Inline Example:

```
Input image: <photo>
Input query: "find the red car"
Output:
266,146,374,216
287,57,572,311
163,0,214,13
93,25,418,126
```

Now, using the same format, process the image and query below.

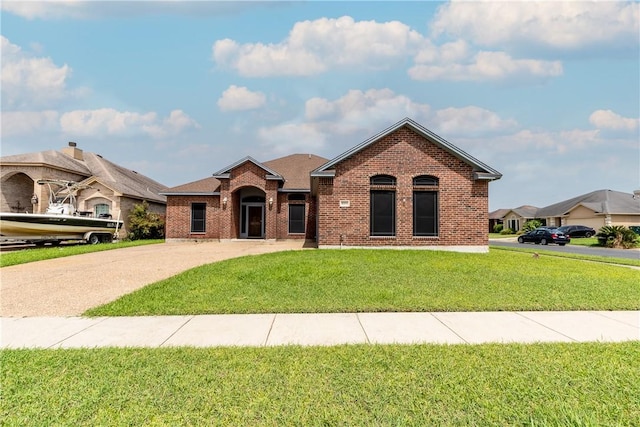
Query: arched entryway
1,172,36,213
237,187,266,239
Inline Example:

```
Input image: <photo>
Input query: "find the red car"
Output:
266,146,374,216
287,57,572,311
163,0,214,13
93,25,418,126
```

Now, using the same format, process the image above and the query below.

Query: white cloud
1,0,87,20
589,110,639,131
305,89,431,133
258,123,327,155
143,110,201,138
213,16,425,77
431,1,639,52
434,106,518,136
217,85,267,112
1,36,73,108
0,110,60,137
59,108,199,138
409,50,563,82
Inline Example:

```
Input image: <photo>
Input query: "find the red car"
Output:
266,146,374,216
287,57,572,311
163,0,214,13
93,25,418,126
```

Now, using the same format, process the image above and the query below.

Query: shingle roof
263,154,328,190
1,150,92,175
489,208,510,220
1,147,167,203
536,189,640,217
312,117,502,180
161,176,221,195
80,153,167,203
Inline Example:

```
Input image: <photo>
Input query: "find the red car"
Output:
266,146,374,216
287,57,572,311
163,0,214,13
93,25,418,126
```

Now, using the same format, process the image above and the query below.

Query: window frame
288,203,306,234
190,202,206,233
413,191,439,237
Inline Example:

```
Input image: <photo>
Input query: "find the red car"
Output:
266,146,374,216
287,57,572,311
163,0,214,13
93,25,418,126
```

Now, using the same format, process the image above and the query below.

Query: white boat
0,179,123,244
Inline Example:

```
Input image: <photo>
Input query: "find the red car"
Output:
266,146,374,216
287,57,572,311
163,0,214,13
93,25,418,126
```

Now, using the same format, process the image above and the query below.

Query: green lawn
0,239,163,268
86,249,640,316
2,343,638,426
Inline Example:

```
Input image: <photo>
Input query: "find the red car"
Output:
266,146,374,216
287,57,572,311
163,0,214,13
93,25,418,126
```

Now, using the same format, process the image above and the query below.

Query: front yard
3,246,639,426
86,249,640,316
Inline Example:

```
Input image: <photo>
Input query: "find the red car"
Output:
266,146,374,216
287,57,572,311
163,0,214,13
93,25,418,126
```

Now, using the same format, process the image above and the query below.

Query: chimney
62,141,84,161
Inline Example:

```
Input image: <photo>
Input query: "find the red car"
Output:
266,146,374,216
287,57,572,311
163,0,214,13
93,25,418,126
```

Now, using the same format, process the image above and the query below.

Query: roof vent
68,141,77,147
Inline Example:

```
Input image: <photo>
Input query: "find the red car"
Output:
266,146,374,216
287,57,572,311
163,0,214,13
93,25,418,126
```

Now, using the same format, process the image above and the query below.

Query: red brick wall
317,127,489,247
165,195,220,240
274,193,317,240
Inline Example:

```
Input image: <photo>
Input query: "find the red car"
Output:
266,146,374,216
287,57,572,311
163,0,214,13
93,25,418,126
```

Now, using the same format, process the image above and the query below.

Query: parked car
517,228,571,246
556,225,595,238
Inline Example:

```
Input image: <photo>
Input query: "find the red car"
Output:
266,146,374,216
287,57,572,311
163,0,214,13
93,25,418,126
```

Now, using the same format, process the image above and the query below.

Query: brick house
163,118,502,252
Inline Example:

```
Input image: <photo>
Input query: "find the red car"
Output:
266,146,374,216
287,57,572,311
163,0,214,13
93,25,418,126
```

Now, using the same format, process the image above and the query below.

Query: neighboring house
0,142,167,236
163,118,502,252
536,189,640,230
499,205,539,232
491,189,640,232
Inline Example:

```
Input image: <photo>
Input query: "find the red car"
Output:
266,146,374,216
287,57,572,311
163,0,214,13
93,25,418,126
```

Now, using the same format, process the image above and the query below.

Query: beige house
490,189,640,232
1,142,167,236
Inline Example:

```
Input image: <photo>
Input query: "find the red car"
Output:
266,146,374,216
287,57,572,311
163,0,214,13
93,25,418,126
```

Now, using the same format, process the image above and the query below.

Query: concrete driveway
0,240,308,317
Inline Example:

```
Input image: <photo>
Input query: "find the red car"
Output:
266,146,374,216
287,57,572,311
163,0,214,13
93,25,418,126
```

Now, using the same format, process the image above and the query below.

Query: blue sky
1,1,638,210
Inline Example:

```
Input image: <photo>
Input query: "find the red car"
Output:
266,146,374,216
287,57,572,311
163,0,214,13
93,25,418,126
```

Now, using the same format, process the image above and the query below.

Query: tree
127,201,164,240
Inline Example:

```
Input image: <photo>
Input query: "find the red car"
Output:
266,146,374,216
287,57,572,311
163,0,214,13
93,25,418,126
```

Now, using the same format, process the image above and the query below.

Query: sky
1,0,639,211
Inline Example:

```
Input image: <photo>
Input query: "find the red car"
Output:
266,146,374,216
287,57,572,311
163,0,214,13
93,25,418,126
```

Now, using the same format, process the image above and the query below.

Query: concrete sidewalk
2,311,638,349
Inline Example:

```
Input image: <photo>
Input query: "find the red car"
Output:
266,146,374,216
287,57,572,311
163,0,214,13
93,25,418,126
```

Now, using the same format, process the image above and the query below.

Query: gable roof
502,205,539,219
311,117,502,181
161,176,221,195
536,189,640,217
80,153,167,203
212,156,284,181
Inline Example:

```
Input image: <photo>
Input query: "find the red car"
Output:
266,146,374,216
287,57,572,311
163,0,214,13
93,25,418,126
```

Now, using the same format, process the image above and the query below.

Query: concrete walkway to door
0,240,310,317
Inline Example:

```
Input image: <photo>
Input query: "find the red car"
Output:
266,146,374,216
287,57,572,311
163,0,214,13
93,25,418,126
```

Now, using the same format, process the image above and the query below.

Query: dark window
289,204,305,234
191,203,206,233
370,175,396,185
413,192,438,236
413,175,438,186
288,194,306,201
370,191,396,236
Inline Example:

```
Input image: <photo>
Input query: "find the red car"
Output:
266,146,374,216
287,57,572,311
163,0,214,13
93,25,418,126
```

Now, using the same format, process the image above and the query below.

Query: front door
247,205,263,238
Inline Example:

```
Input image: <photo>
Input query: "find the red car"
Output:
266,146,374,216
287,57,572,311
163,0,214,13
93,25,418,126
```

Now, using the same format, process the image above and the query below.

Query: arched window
370,175,396,186
370,175,396,236
413,175,438,186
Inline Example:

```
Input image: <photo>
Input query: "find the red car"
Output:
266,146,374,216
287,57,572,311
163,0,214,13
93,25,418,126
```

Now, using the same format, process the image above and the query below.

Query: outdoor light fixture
222,197,228,207
269,197,273,208
31,194,38,205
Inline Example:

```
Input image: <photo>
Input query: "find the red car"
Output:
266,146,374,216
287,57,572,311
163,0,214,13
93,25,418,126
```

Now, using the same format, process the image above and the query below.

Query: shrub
500,228,514,235
128,201,165,240
596,225,639,249
522,220,542,232
493,224,504,233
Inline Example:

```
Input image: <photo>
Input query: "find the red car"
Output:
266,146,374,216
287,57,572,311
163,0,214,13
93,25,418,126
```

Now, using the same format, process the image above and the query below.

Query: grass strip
0,239,163,268
2,343,638,426
490,245,640,267
86,249,640,316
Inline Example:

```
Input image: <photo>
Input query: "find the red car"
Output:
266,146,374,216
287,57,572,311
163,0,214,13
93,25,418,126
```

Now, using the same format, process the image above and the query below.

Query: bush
596,225,639,249
493,224,504,233
128,201,165,240
522,220,542,232
500,228,514,235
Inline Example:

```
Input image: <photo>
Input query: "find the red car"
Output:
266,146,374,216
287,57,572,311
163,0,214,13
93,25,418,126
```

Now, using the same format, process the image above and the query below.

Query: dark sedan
556,225,596,238
517,228,570,246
